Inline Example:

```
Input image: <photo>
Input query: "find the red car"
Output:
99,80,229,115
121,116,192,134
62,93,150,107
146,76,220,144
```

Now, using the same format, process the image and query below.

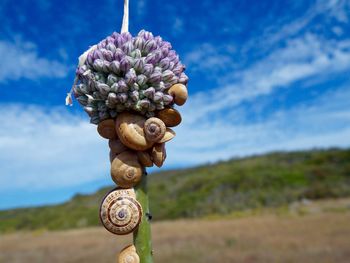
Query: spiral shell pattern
144,117,166,142
97,119,117,139
100,189,142,235
118,245,140,263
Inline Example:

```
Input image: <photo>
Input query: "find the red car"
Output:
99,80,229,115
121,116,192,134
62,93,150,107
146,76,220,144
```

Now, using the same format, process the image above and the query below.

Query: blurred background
0,0,350,262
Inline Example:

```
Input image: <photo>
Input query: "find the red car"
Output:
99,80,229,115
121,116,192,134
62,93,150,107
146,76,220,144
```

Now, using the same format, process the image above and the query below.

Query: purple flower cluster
73,30,188,124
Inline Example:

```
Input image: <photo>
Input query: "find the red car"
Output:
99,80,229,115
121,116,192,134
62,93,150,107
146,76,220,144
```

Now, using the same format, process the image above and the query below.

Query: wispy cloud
0,38,68,82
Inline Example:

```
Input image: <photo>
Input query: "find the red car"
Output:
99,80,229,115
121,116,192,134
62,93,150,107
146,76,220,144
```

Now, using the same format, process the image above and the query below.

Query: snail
156,108,182,127
97,119,117,139
137,151,153,167
118,245,140,263
109,138,128,162
111,151,143,188
100,188,142,235
144,117,166,142
116,112,154,151
168,84,188,106
158,128,176,143
152,143,166,167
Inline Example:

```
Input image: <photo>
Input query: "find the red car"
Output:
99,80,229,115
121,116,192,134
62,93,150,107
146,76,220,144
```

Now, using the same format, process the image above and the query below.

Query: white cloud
0,38,68,82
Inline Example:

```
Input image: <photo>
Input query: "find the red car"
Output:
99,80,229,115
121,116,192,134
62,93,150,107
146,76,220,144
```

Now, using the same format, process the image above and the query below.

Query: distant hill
1,148,349,233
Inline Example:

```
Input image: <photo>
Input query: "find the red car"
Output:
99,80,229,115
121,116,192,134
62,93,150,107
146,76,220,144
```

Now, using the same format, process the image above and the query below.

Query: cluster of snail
96,83,187,262
72,29,188,262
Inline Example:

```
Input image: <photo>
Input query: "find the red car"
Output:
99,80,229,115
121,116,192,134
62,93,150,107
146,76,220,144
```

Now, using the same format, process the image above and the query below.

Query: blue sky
0,0,350,209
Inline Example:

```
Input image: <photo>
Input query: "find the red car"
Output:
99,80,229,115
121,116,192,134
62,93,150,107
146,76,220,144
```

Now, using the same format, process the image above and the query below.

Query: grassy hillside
1,148,349,233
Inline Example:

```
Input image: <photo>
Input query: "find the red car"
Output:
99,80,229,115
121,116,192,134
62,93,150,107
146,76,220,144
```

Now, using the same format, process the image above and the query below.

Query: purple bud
145,53,156,64
109,61,120,74
87,52,94,66
93,59,104,71
107,74,118,85
108,92,118,104
111,83,119,93
134,58,145,72
137,74,147,86
118,79,128,92
139,99,150,109
120,56,132,72
106,43,117,53
122,41,134,54
121,32,132,42
149,71,162,83
130,90,139,101
93,49,104,60
112,32,119,39
179,73,189,85
139,30,153,41
173,64,184,75
77,96,88,105
101,49,113,62
97,39,107,49
114,48,124,61
143,39,157,53
154,36,163,45
96,83,110,95
156,101,165,110
153,92,163,103
143,64,154,76
117,93,128,103
125,68,137,85
163,94,173,105
143,87,155,99
114,34,124,48
153,50,162,63
132,49,142,58
159,58,171,70
102,60,110,73
161,41,172,49
162,70,175,82
134,37,145,50
161,47,169,58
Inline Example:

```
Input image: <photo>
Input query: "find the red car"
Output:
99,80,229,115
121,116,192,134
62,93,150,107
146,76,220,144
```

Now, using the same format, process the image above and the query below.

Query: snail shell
118,245,140,263
111,151,143,188
158,128,176,143
97,119,117,139
109,139,128,155
152,143,166,167
156,108,182,127
168,84,188,106
137,151,153,167
144,117,166,142
100,189,142,235
116,112,154,151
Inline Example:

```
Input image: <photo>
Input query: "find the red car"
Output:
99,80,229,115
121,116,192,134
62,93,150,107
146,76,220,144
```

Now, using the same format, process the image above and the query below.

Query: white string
121,0,129,33
66,0,130,106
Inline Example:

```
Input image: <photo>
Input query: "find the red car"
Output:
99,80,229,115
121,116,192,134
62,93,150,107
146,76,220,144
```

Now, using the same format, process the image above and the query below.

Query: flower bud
120,56,132,72
109,61,120,74
118,79,128,92
130,90,139,101
134,58,145,72
143,87,155,99
117,93,128,103
143,39,157,53
93,59,104,72
143,64,154,76
162,70,175,82
153,91,163,103
149,71,162,83
125,68,137,86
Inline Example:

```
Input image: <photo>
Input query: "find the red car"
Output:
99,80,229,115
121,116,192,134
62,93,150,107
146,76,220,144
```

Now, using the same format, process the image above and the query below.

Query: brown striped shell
137,151,153,167
100,189,142,235
144,117,166,142
156,108,182,127
118,245,140,263
97,119,117,139
168,84,188,106
158,128,176,143
111,151,142,188
116,112,154,151
152,143,166,167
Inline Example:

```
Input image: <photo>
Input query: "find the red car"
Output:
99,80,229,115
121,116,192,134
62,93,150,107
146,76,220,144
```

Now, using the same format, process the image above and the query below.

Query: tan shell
137,151,153,167
152,143,166,167
100,189,142,235
118,245,140,263
111,151,143,188
97,119,117,139
158,128,176,143
109,139,128,155
116,112,154,151
168,84,188,106
144,117,166,142
156,108,182,127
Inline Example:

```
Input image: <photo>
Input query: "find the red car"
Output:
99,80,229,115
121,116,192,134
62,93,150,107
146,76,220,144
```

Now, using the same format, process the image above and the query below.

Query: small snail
168,84,188,106
152,143,166,167
156,108,182,127
137,151,153,167
144,117,166,142
111,151,143,188
97,119,117,139
100,189,142,235
116,112,154,151
158,128,176,143
118,245,140,263
109,138,128,155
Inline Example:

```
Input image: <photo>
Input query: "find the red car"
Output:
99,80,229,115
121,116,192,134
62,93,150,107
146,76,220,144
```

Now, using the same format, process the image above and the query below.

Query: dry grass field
1,198,350,263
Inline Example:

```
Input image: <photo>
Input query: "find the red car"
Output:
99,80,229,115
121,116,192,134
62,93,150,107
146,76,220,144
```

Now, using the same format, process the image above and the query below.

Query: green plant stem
133,170,153,263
